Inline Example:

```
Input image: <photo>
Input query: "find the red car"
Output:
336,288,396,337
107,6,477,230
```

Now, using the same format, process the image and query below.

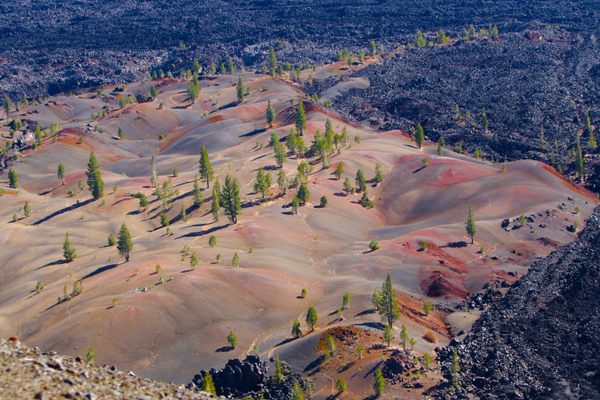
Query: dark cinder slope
330,25,600,192
441,208,600,399
1,0,599,97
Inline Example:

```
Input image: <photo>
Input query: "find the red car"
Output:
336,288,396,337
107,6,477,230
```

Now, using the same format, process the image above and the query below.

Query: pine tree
290,381,304,400
369,39,377,56
292,319,302,338
479,109,488,132
399,324,409,350
415,30,427,48
201,372,217,395
277,169,289,195
8,168,18,189
117,223,133,262
296,182,310,205
187,73,201,103
540,125,546,149
268,47,278,75
150,85,158,99
575,130,585,182
423,300,431,316
266,100,276,127
199,144,214,188
107,233,116,246
273,356,284,384
2,95,11,119
237,77,245,103
334,162,344,180
150,156,158,189
437,136,445,156
373,368,385,396
86,152,104,199
193,177,203,207
355,169,367,193
86,346,95,364
296,100,307,135
232,251,240,267
57,163,66,185
451,348,461,389
274,141,287,168
342,291,351,309
326,334,336,357
227,331,238,348
211,183,221,221
465,206,477,244
63,233,76,263
228,58,236,74
378,273,400,327
384,324,393,347
374,162,384,185
254,167,272,200
23,201,31,218
222,175,241,224
336,378,347,393
343,177,354,195
208,235,217,247
291,197,300,214
415,122,425,149
305,306,318,331
589,127,597,150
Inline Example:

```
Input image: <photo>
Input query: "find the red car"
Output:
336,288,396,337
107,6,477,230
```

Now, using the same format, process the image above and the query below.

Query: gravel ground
0,338,215,400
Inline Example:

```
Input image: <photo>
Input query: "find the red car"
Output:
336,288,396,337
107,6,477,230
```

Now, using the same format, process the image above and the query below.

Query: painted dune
0,64,596,398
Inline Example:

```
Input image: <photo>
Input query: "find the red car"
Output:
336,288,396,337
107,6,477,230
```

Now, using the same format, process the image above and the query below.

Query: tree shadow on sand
304,354,326,373
33,198,94,225
442,241,468,248
36,259,67,270
176,224,228,239
81,263,119,280
215,345,234,353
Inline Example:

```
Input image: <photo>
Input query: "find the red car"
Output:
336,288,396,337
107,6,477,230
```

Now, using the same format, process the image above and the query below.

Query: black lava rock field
437,208,600,400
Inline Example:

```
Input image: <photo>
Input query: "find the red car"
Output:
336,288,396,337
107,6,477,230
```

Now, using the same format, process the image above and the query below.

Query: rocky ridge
437,207,600,399
0,338,215,400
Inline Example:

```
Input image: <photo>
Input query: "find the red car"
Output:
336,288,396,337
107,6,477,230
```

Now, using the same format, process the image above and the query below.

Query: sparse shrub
373,368,385,396
419,240,428,251
85,346,95,364
227,331,238,348
160,213,169,227
335,378,347,393
423,330,436,343
359,191,374,208
232,251,240,268
292,319,302,338
107,233,116,246
325,334,336,357
305,306,318,331
369,240,380,251
35,281,44,294
423,300,431,316
208,235,217,247
319,196,328,208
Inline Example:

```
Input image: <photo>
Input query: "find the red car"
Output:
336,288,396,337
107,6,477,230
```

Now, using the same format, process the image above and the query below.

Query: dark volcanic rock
1,1,600,99
437,208,600,400
189,355,308,399
331,25,600,192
